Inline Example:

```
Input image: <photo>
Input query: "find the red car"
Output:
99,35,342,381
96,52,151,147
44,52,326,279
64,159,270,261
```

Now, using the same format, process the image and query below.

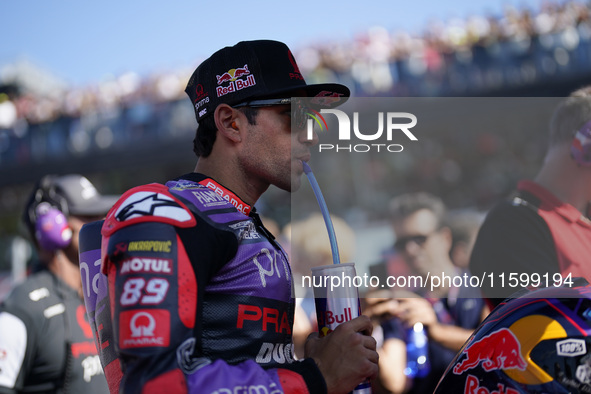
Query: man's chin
288,173,303,193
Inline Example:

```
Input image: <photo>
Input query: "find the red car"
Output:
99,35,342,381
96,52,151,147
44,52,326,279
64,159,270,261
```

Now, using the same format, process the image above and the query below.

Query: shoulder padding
102,183,196,237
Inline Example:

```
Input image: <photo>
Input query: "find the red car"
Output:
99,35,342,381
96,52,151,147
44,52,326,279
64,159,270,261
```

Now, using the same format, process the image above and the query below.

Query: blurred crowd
0,4,590,390
0,4,584,274
0,2,587,258
0,70,196,169
1,1,590,168
302,0,591,95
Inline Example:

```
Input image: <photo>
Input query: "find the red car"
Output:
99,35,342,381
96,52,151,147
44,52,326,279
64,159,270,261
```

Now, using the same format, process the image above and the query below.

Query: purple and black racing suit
80,173,325,394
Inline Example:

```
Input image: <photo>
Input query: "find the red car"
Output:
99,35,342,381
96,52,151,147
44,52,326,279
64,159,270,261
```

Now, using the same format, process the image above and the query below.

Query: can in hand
311,263,372,394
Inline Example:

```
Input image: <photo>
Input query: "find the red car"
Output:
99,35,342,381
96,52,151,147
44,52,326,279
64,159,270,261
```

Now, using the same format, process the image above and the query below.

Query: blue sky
1,0,544,87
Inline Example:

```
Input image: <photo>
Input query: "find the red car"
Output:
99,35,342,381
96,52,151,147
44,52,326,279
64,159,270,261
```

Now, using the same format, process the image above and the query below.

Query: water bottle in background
405,322,430,379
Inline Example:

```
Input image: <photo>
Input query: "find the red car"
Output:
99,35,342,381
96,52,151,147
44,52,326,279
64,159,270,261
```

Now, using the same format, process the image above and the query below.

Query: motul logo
120,258,172,274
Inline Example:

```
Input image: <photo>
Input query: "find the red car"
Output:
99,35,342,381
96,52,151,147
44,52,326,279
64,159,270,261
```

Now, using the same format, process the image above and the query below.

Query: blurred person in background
365,192,487,394
258,215,280,239
0,93,17,130
470,85,591,308
0,174,116,393
88,40,378,394
446,209,485,271
288,213,356,359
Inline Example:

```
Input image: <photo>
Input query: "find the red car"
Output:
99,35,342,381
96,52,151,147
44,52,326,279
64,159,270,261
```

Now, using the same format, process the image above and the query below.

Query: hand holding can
310,263,375,394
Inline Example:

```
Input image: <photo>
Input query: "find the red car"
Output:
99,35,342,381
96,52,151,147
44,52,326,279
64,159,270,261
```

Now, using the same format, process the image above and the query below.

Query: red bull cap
185,40,350,123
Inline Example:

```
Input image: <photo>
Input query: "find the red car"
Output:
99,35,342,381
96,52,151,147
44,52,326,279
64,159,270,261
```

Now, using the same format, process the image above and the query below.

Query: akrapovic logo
306,109,418,153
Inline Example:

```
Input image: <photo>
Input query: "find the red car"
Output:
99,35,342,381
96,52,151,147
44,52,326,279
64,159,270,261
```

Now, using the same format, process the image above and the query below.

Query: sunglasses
394,234,431,251
233,98,309,129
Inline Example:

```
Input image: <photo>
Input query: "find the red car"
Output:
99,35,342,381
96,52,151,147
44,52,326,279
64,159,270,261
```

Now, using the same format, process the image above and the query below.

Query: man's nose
403,239,423,255
298,125,319,146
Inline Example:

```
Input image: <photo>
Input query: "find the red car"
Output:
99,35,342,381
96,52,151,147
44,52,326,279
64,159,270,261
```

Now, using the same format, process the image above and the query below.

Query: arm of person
376,337,408,394
394,297,472,352
101,184,328,393
361,293,412,393
469,201,559,305
0,311,29,394
304,316,379,393
185,315,378,394
101,184,377,394
292,299,314,360
370,317,412,394
363,293,473,351
424,322,474,352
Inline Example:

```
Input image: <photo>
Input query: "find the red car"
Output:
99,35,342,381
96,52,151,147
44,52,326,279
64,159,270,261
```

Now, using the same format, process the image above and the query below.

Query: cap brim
302,83,350,108
261,83,350,108
68,195,119,216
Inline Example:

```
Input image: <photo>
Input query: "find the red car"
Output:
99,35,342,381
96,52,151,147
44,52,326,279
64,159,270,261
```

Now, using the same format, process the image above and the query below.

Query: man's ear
214,104,242,143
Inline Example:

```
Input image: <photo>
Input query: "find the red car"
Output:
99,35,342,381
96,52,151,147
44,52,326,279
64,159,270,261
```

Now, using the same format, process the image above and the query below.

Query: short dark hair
549,85,591,146
193,116,217,158
193,106,260,158
388,192,447,228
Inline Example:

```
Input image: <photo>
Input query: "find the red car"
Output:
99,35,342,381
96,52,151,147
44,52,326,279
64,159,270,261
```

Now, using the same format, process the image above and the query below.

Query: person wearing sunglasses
84,40,378,394
365,192,487,394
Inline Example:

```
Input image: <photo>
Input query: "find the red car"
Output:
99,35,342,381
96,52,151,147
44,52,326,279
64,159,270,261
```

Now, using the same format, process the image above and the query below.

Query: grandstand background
1,0,591,293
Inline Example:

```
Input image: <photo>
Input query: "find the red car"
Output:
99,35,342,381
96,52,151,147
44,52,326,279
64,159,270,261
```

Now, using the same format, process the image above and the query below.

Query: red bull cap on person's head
185,40,350,123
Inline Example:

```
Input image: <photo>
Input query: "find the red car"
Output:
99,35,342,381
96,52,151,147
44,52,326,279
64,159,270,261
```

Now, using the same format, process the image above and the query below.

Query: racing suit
0,269,107,393
84,173,326,393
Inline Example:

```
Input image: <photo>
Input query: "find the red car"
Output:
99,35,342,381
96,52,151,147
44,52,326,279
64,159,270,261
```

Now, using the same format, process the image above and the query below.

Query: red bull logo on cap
453,328,527,375
216,64,256,98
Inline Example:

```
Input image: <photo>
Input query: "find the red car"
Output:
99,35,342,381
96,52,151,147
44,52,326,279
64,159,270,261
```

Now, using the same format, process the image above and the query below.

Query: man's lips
294,153,311,164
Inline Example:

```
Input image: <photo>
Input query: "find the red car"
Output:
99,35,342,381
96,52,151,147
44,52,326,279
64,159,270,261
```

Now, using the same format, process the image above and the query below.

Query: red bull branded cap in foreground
185,40,350,123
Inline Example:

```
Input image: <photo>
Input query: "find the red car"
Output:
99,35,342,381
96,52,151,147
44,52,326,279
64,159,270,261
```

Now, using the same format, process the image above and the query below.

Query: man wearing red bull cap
85,40,379,394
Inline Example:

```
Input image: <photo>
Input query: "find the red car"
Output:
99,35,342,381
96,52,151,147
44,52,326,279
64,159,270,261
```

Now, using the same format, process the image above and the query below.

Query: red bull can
311,263,372,394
